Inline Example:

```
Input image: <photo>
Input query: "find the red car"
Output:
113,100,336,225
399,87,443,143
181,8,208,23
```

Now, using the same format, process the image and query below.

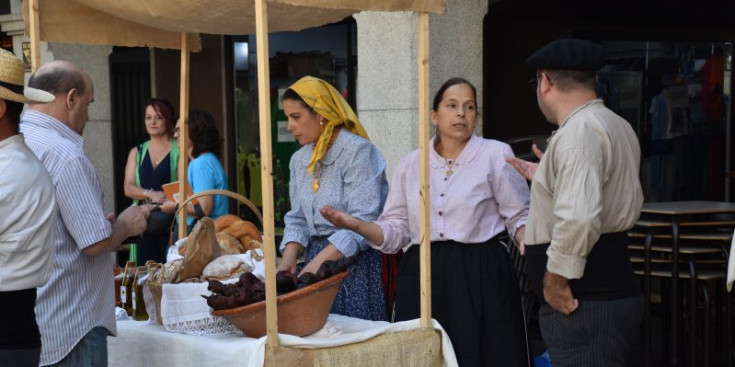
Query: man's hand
117,204,152,238
543,271,578,315
506,143,544,181
83,205,152,257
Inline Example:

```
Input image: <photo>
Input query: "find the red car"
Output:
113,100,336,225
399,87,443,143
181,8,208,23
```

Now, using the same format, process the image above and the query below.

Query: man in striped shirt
20,60,151,367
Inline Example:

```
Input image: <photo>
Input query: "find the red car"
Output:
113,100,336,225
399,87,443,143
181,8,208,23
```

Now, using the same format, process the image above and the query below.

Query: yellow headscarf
288,76,370,190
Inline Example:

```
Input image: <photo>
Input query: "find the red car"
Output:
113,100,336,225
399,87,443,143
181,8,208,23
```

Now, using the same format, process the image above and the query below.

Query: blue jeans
46,327,107,367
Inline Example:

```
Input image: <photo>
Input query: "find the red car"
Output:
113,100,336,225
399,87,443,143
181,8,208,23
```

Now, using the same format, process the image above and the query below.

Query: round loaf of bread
223,220,262,249
160,258,183,284
216,232,244,255
201,255,252,280
214,214,242,233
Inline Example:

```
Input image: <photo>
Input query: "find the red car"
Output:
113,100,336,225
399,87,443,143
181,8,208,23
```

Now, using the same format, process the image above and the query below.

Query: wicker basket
145,189,263,329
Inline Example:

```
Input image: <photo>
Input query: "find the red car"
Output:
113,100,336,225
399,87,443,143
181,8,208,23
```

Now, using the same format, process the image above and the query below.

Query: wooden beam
28,0,41,71
255,0,279,350
417,12,431,328
177,32,190,241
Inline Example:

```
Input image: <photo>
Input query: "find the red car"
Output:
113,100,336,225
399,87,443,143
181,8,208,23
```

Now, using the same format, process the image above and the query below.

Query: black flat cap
526,38,602,71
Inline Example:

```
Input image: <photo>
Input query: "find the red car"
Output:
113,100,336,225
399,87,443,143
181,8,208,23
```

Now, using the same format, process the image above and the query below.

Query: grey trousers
539,295,643,367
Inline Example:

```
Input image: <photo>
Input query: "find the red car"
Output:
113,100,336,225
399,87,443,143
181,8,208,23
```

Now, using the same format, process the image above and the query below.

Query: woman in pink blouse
321,78,531,367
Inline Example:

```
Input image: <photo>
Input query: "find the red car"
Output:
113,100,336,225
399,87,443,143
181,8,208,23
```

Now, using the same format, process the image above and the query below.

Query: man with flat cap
507,38,644,366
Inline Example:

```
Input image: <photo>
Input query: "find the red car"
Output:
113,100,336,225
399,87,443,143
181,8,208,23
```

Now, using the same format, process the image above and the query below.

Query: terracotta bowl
210,271,349,337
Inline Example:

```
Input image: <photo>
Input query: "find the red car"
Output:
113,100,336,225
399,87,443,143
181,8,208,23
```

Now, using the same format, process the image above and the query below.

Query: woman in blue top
170,109,228,225
276,76,389,321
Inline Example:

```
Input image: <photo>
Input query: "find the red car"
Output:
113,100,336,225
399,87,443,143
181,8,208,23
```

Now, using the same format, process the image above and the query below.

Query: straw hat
0,48,54,104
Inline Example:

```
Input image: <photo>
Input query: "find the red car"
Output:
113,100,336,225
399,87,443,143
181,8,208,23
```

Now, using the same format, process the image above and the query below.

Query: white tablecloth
108,314,458,367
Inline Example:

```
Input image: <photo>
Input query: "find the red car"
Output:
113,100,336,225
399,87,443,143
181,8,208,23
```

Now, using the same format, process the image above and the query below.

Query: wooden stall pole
417,12,432,328
254,0,280,350
177,32,191,241
28,0,41,71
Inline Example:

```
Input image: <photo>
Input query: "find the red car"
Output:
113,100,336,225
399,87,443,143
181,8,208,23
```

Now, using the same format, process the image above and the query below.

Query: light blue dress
280,130,389,321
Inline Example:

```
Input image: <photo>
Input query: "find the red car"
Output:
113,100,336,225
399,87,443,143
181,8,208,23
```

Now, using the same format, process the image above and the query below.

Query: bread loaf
216,232,244,255
160,258,183,284
214,214,241,232
202,255,252,280
223,220,262,250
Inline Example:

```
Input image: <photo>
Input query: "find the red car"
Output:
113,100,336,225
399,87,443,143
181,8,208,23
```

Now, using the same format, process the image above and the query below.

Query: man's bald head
28,60,87,97
27,60,94,135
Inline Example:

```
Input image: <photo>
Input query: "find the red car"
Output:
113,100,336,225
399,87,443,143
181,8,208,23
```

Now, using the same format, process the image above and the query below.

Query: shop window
599,41,732,202
232,19,356,231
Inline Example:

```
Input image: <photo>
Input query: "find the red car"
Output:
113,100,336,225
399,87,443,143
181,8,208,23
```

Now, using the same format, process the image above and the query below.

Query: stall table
109,314,457,367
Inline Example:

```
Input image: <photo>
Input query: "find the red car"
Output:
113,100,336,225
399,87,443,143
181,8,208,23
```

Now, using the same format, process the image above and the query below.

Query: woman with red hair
123,98,179,264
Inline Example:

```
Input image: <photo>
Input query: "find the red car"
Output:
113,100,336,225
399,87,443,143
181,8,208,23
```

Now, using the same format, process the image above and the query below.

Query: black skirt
394,239,529,367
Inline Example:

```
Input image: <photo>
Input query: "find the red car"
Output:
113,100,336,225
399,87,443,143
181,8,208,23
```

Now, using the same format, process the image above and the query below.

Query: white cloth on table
109,314,458,367
160,251,265,335
727,229,735,292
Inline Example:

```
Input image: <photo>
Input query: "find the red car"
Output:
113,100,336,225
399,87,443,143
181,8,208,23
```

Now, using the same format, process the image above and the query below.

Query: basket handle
169,189,264,241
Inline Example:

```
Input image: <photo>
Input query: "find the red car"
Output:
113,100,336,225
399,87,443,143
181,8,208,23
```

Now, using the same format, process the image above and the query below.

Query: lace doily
162,317,241,336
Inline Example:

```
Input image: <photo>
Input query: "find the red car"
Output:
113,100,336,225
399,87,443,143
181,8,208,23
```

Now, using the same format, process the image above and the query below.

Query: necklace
149,141,170,167
445,158,456,176
312,129,341,192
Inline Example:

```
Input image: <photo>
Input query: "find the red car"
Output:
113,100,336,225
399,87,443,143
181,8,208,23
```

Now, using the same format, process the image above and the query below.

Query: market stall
109,315,454,366
25,0,449,365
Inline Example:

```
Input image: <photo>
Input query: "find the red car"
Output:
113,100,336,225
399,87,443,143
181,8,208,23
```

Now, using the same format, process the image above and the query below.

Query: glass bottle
121,261,136,316
132,266,149,321
113,264,123,308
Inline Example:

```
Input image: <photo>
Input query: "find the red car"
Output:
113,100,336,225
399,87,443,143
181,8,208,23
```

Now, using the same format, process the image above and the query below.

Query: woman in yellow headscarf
277,76,389,321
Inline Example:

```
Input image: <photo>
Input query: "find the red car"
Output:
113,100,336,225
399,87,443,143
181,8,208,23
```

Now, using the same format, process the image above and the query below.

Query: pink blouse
373,134,530,254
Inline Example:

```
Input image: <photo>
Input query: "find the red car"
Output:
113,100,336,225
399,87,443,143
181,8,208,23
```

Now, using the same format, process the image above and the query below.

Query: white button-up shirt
0,134,56,291
21,110,114,366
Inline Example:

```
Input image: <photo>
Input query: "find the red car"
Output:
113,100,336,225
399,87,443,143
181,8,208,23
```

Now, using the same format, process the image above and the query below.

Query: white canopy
25,0,445,50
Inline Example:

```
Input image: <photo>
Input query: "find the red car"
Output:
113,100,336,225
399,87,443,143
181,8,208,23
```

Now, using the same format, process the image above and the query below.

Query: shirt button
443,177,447,181
440,193,445,197
439,233,444,238
438,211,443,216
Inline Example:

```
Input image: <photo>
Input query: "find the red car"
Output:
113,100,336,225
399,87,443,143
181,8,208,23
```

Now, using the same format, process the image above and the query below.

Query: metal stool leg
644,231,653,367
702,285,710,367
688,260,697,367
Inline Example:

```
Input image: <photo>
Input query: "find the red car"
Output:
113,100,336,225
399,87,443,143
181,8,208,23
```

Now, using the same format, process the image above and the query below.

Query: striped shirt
20,110,115,366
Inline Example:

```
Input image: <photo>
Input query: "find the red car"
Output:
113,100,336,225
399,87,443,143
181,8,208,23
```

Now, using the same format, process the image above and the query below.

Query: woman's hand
320,205,360,231
277,242,303,274
514,226,526,256
299,244,343,276
147,190,167,204
159,200,178,213
320,205,385,246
